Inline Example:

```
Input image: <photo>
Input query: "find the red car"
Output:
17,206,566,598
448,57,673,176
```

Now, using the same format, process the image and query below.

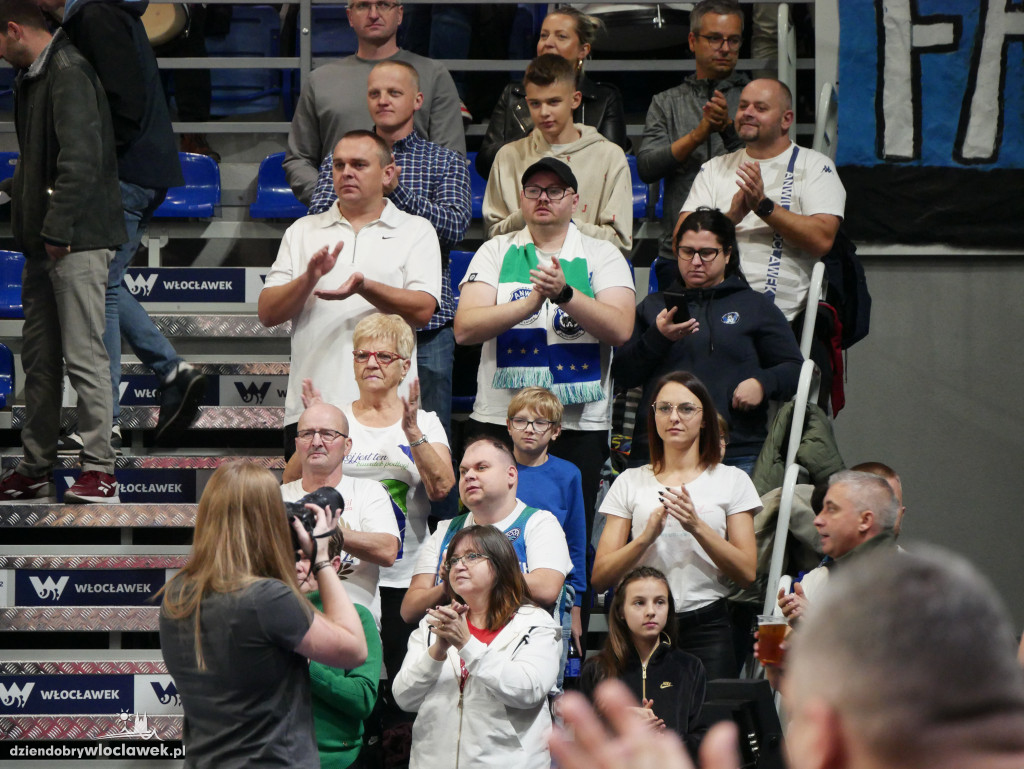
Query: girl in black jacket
580,567,706,754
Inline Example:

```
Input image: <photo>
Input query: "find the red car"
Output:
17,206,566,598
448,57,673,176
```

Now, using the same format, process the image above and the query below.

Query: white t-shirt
683,143,846,320
412,499,573,581
461,225,635,431
281,475,401,627
263,200,441,425
341,403,451,589
599,464,762,612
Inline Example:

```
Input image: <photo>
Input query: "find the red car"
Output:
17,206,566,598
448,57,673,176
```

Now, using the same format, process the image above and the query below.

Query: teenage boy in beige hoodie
483,54,633,254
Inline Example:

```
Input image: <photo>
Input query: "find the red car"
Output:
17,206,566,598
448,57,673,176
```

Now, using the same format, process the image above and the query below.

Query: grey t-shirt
159,578,316,768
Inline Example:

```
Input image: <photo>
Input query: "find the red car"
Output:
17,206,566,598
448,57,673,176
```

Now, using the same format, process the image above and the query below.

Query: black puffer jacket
612,274,802,466
475,74,629,179
10,31,126,255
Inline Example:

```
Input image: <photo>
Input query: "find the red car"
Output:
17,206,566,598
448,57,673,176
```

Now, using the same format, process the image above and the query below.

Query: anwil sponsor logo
151,681,181,707
0,682,35,708
235,381,271,405
29,575,69,600
124,273,158,297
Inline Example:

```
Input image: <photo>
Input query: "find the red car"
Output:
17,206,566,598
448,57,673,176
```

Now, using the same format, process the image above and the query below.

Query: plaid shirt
308,131,471,329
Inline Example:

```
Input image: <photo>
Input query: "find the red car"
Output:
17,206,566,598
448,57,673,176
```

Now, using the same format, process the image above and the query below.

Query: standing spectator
285,0,464,205
592,371,758,679
637,0,748,289
306,60,471,446
259,130,441,459
483,54,633,253
456,157,634,543
476,6,628,179
39,0,206,449
0,0,124,503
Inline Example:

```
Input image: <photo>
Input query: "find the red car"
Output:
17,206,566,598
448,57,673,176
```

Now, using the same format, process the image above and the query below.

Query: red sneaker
0,470,55,502
65,471,120,504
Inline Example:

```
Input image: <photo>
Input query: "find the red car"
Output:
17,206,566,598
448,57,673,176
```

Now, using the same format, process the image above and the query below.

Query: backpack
821,227,871,349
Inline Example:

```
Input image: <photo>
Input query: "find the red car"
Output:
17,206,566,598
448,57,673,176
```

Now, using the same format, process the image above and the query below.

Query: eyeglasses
523,185,572,200
652,402,703,419
353,349,406,367
696,33,743,50
677,246,723,262
296,428,348,443
510,416,555,433
349,1,400,13
447,552,489,569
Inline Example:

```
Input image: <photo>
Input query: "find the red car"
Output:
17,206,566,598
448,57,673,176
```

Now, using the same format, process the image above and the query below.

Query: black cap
520,157,578,192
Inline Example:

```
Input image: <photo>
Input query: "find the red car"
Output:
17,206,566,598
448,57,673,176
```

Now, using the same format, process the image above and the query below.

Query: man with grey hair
778,470,899,622
784,547,1024,769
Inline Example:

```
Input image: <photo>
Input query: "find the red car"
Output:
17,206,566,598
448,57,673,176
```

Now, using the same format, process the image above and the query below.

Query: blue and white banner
10,569,170,607
0,674,184,716
56,469,196,504
122,267,268,303
838,0,1024,244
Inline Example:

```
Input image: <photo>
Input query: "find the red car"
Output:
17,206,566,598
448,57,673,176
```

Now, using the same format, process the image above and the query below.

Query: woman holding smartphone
612,207,802,472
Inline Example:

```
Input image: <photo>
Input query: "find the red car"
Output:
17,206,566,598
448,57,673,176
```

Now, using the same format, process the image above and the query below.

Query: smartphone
663,291,691,322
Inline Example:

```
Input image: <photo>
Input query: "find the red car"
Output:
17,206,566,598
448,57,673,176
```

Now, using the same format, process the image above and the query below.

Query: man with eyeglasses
284,0,465,205
281,401,401,630
638,0,749,287
680,78,846,322
260,130,441,460
455,156,635,553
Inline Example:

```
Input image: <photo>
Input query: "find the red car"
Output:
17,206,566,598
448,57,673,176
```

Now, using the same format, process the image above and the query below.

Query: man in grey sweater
284,0,465,204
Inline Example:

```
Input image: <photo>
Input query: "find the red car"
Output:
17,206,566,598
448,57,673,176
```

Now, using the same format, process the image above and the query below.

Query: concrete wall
832,253,1024,631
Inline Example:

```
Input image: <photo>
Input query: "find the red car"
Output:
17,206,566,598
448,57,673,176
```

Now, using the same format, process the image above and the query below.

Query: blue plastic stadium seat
0,250,25,319
0,342,12,409
654,178,665,219
465,152,487,220
250,152,308,219
449,249,475,302
154,153,221,218
625,155,648,220
648,264,660,295
205,5,282,116
0,151,16,183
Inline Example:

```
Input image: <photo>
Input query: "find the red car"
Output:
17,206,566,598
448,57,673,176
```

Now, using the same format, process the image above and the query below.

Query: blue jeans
416,325,457,519
105,182,180,422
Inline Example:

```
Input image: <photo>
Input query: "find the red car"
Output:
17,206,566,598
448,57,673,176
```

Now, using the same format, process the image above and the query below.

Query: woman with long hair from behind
581,567,706,754
392,524,561,769
159,461,367,768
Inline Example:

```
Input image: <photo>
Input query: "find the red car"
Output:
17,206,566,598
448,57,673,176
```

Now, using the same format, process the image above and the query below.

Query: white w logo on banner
28,575,69,600
124,273,158,297
0,682,35,707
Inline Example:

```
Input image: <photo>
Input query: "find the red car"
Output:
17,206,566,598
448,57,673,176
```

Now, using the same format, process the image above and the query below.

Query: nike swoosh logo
660,682,673,689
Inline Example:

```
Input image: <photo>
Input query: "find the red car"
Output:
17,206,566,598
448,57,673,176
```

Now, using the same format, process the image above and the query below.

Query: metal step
0,715,183,742
0,504,197,529
150,313,290,338
9,405,283,431
0,607,161,632
0,455,285,471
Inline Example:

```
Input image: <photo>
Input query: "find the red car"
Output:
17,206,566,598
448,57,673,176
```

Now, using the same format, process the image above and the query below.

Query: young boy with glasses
505,387,587,659
483,53,633,254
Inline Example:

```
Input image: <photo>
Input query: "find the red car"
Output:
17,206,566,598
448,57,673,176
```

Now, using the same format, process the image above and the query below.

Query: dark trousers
675,598,737,680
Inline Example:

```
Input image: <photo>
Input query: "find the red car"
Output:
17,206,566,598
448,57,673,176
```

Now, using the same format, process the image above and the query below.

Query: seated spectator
456,157,634,542
593,371,758,680
401,437,572,623
159,462,367,767
392,525,561,769
850,460,905,536
612,208,802,472
505,386,587,674
296,530,381,769
483,54,633,253
580,567,706,754
281,401,401,629
476,7,628,179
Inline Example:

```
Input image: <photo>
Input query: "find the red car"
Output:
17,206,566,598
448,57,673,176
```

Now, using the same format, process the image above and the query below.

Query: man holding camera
281,402,400,629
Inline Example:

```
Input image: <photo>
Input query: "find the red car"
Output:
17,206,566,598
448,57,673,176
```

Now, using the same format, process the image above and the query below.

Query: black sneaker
154,364,206,445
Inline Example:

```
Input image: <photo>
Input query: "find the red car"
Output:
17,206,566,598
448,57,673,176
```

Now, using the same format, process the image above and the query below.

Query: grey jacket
637,71,748,257
9,31,125,256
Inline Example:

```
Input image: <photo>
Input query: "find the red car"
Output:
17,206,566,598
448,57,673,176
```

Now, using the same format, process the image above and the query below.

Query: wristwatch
755,197,776,218
553,284,574,304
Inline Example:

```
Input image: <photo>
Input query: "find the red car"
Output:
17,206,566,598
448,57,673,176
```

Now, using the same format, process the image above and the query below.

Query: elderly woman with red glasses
284,311,455,692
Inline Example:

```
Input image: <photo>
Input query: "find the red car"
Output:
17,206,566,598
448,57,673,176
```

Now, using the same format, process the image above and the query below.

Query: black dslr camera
285,486,345,557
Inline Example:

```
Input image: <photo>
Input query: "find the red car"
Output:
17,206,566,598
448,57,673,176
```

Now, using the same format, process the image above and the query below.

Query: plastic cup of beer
757,615,788,666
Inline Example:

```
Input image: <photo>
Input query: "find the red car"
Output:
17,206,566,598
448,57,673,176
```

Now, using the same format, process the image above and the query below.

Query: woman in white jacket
392,524,561,769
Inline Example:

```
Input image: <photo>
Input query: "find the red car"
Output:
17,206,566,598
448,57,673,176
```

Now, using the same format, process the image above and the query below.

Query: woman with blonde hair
159,461,367,768
392,524,560,769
